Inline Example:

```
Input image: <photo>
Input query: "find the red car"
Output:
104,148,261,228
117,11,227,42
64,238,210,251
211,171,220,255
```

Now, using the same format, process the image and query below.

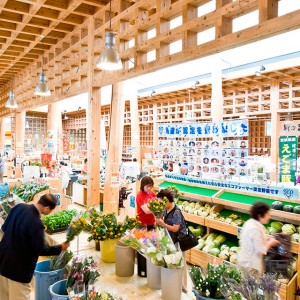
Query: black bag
177,227,199,251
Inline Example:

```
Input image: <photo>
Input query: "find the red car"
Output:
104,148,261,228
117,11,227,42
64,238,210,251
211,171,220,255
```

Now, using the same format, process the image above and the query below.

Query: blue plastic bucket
49,279,69,300
34,260,65,300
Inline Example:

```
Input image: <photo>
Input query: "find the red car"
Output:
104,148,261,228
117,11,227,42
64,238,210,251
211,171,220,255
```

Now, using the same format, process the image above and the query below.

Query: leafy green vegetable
43,209,77,232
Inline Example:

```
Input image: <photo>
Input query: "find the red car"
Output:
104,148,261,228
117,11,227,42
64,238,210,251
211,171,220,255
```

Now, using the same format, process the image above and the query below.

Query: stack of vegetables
195,232,239,264
266,221,300,243
272,201,300,214
177,200,212,217
12,182,49,203
207,210,245,227
188,224,206,238
43,209,77,233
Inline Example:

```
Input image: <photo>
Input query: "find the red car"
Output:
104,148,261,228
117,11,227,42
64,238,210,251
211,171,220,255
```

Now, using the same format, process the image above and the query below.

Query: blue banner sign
164,172,300,201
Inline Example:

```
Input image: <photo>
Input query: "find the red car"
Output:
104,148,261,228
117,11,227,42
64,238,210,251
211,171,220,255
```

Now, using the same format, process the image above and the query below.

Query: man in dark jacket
0,193,70,300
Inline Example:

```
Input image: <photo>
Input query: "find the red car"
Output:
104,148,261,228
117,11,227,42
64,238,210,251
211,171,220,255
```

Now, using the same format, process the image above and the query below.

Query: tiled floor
31,231,194,300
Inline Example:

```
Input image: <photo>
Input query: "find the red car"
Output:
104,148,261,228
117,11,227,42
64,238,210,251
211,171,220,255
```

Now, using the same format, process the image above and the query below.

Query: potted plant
189,264,241,300
168,185,183,202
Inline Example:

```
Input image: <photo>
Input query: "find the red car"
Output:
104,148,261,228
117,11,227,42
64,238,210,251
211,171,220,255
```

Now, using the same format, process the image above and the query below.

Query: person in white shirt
238,202,279,275
60,161,72,194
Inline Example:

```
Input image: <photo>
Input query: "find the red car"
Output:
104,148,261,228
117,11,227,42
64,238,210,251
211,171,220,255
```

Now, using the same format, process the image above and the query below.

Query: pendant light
96,1,122,71
35,37,51,96
5,70,18,109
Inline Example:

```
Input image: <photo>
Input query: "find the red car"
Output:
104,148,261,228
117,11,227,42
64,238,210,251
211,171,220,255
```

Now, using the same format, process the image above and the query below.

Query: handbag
177,227,198,251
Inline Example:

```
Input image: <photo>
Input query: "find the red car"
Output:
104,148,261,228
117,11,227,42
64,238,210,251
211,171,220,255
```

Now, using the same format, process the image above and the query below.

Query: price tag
129,195,135,208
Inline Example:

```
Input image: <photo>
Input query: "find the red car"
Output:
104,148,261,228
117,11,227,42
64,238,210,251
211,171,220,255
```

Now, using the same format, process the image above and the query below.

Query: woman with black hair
156,189,188,293
238,202,279,275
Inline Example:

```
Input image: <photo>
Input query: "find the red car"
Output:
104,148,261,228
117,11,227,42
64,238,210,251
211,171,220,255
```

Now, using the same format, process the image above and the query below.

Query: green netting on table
218,192,298,208
159,181,217,197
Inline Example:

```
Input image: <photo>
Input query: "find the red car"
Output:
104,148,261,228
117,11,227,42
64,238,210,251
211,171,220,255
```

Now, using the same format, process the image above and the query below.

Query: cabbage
221,245,230,252
267,227,279,235
195,203,201,210
229,247,240,256
189,202,196,208
291,233,300,243
219,250,229,260
209,248,221,257
282,224,296,235
270,221,283,231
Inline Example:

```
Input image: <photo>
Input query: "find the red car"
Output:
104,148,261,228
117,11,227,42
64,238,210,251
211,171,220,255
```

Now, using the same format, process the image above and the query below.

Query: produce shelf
214,191,300,224
189,248,224,268
205,218,239,236
182,212,205,226
158,181,218,202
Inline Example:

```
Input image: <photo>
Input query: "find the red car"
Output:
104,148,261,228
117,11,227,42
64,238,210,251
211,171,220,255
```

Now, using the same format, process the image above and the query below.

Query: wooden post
153,103,158,154
47,102,63,158
259,0,278,23
86,16,101,207
129,90,141,163
103,82,125,214
0,118,6,154
270,80,280,182
15,112,26,178
86,87,101,207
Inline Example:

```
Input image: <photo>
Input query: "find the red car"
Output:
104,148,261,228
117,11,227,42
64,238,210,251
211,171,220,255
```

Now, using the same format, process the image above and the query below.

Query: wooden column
15,112,26,178
129,91,141,163
153,104,158,152
47,102,63,158
211,61,224,122
270,80,280,182
87,87,101,207
215,0,232,39
0,118,6,154
103,82,125,214
86,16,101,207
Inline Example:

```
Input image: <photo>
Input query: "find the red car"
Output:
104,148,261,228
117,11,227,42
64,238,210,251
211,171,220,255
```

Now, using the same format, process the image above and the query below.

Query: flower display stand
147,260,161,290
161,267,183,300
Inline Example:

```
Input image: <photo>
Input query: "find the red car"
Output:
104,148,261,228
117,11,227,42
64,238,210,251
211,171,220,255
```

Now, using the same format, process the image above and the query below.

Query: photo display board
157,120,249,178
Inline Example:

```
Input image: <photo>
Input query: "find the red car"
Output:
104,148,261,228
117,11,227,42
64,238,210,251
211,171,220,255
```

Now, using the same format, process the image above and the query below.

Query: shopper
156,188,188,293
0,194,70,300
238,202,279,275
60,161,72,194
0,155,4,183
136,176,155,229
81,158,88,175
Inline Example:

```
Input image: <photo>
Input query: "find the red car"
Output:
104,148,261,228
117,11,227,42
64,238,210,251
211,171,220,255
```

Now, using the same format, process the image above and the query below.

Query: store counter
73,182,104,206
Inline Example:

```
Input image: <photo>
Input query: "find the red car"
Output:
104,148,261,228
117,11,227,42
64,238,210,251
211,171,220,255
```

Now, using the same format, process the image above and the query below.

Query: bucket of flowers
49,256,100,299
148,197,167,218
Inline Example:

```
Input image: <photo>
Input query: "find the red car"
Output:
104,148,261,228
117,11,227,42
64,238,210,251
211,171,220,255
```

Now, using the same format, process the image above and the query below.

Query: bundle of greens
49,250,73,271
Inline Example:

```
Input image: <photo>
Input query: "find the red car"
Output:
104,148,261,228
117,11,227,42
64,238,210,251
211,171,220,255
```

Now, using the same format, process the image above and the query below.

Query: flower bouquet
122,228,183,268
66,212,88,242
49,250,73,271
148,197,167,218
70,288,117,300
189,263,241,299
66,256,101,291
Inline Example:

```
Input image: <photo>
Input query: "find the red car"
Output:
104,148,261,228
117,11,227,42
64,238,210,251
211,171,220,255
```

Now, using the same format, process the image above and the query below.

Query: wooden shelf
182,212,205,226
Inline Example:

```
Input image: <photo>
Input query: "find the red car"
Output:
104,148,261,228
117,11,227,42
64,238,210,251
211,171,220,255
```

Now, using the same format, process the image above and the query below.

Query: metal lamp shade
35,72,51,96
96,32,122,71
5,97,18,109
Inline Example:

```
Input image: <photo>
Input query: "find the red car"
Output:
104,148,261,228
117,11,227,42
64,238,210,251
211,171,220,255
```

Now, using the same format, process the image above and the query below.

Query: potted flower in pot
189,263,241,300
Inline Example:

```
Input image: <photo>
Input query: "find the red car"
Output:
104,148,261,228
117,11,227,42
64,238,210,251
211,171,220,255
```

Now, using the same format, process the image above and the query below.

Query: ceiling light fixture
191,80,200,89
35,36,51,96
96,1,122,71
150,90,156,97
25,121,30,129
5,70,18,109
255,65,266,76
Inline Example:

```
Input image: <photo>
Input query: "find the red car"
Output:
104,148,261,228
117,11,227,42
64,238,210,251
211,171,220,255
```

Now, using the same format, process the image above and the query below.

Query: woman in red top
136,176,156,230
